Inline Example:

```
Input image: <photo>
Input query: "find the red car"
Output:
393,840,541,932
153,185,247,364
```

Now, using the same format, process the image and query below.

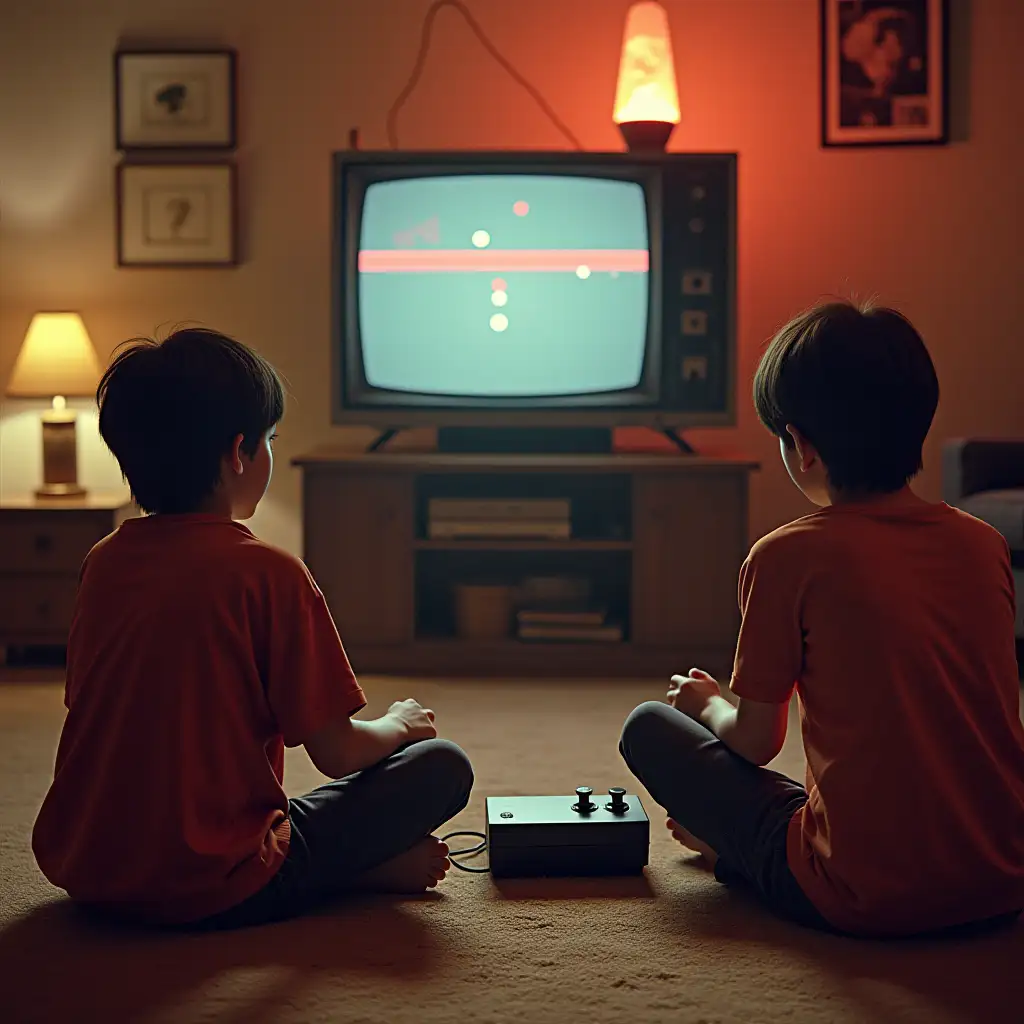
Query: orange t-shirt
32,514,366,925
730,500,1024,936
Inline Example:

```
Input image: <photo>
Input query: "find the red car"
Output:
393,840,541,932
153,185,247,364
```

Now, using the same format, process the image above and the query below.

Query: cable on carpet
441,830,490,873
386,0,584,151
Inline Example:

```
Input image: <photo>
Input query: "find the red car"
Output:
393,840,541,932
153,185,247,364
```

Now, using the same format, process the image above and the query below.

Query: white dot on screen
491,290,508,307
610,271,619,279
576,265,591,279
490,313,508,332
472,230,491,248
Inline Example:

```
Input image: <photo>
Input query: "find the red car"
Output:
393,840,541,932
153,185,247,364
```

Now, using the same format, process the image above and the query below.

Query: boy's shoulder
86,518,314,591
191,526,318,596
745,511,829,565
748,502,1008,568
229,533,313,586
939,503,1015,550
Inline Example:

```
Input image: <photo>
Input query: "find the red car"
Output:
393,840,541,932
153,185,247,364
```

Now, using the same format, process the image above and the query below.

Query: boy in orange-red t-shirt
32,328,473,928
621,301,1024,938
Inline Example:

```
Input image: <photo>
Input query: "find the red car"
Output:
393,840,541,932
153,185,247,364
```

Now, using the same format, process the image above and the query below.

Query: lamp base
37,409,87,500
617,120,676,152
35,482,87,500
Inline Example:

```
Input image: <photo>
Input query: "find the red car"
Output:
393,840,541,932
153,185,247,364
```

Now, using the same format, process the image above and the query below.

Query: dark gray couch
943,439,1024,639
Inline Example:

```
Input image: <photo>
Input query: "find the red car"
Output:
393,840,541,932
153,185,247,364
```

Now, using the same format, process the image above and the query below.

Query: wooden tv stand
293,450,758,678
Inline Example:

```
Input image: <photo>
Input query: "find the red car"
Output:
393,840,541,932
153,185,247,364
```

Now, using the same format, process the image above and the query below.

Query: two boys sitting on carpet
32,303,1024,936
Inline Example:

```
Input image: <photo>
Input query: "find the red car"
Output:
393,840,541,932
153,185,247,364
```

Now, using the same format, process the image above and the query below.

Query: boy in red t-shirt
621,301,1024,937
32,328,473,928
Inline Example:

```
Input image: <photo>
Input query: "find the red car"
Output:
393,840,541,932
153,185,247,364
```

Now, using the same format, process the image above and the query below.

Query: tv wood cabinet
293,450,758,678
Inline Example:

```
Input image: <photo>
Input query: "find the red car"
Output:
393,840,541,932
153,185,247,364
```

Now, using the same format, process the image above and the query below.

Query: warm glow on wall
613,1,680,151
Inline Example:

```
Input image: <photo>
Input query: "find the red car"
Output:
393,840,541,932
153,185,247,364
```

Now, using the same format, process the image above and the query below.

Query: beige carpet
0,676,1020,1024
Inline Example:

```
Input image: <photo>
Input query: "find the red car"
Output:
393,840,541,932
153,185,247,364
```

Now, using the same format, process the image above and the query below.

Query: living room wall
2,0,1022,554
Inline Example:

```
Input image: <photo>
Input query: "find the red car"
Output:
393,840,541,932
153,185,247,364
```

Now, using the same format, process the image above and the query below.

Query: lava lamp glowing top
613,1,681,126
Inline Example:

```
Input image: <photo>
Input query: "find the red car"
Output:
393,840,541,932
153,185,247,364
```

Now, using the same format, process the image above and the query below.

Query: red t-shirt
32,515,366,924
731,501,1024,936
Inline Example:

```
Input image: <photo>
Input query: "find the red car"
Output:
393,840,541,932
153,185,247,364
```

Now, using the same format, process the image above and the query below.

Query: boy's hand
387,699,438,742
667,668,721,720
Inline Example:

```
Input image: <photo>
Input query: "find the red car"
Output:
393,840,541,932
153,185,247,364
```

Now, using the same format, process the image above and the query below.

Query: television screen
333,151,737,430
357,174,650,398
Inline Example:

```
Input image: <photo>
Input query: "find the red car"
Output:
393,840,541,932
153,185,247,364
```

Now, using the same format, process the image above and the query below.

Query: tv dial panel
659,157,735,417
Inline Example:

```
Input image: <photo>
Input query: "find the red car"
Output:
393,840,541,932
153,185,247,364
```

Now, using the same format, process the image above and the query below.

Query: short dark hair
753,300,939,494
97,327,285,514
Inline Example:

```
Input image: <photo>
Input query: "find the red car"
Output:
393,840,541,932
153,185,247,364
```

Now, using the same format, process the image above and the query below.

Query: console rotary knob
573,786,595,813
607,787,629,813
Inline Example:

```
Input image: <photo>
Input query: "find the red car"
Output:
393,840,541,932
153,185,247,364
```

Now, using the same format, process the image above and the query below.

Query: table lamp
5,312,102,499
613,1,681,152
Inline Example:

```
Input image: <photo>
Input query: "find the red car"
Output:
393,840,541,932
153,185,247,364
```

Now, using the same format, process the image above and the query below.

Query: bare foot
666,818,719,868
356,837,451,894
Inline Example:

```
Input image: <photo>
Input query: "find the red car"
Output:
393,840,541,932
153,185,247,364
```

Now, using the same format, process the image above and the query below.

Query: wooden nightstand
0,494,136,661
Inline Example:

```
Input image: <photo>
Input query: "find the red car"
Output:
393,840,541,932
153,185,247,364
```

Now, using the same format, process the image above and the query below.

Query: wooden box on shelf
0,494,136,661
294,450,758,679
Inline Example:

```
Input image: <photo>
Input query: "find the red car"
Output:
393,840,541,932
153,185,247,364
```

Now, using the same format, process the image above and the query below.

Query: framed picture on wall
115,49,237,150
117,163,238,267
820,0,949,147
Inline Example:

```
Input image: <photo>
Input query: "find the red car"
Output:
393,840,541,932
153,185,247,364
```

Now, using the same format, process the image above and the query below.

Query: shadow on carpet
0,896,450,1023
2,883,1021,1024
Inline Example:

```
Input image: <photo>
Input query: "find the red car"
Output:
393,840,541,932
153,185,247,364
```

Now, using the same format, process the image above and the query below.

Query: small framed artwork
115,49,237,150
820,0,949,147
117,163,237,267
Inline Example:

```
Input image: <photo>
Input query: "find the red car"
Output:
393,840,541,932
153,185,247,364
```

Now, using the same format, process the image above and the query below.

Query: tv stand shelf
414,539,633,552
293,449,758,678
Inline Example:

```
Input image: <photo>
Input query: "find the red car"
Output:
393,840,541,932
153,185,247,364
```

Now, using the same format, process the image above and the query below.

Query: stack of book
516,606,623,643
427,498,571,540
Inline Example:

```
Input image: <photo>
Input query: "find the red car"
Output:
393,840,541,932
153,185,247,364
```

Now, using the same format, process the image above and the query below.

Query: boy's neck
196,491,235,518
827,484,928,509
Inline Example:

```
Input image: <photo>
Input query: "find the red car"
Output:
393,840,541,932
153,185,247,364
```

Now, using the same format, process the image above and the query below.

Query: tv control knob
574,786,594,813
607,787,629,814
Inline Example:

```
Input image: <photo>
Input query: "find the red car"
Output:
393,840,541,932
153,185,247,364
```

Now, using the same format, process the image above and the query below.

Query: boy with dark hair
32,327,473,928
620,301,1024,937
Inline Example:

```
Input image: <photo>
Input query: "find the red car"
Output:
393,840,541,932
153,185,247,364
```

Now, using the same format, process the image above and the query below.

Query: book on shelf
517,575,592,607
516,607,608,628
428,498,571,521
427,519,571,540
517,621,624,643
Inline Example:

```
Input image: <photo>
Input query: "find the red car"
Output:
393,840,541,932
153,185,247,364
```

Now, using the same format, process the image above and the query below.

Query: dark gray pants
619,701,831,930
198,738,474,929
621,702,1024,939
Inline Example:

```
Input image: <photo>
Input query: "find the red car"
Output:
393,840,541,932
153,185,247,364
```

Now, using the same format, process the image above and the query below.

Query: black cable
386,0,584,151
441,829,490,873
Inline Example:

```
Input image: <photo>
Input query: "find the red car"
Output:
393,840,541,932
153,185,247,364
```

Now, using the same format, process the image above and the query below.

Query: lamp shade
613,1,680,149
5,312,102,398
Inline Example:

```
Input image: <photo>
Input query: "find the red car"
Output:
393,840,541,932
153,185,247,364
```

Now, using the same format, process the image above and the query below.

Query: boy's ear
785,425,818,473
227,433,246,475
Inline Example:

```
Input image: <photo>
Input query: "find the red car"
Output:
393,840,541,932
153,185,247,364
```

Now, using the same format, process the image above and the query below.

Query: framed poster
115,49,237,150
821,0,948,147
117,163,237,267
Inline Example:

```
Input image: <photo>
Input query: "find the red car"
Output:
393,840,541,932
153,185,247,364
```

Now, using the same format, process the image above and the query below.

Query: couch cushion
961,489,1024,550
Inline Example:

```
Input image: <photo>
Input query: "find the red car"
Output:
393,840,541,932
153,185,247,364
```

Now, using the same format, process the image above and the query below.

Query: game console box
486,788,649,878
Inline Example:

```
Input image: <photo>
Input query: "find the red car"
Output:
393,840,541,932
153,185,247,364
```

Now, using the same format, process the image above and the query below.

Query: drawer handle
34,534,54,554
